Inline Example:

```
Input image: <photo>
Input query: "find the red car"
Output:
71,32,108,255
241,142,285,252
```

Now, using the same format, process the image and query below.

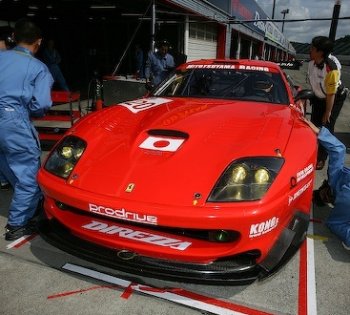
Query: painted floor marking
306,217,318,315
48,285,119,299
62,263,274,315
6,233,37,249
306,234,328,242
298,241,307,315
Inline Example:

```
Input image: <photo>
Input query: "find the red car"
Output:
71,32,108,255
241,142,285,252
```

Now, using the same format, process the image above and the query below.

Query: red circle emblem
153,140,170,148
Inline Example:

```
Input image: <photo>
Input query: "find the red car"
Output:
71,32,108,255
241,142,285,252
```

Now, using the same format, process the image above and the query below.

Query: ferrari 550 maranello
38,59,317,284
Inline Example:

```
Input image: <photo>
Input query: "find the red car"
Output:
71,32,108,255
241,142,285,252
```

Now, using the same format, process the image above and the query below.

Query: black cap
156,39,171,48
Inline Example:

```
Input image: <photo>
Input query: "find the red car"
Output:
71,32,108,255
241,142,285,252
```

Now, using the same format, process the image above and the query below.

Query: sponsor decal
139,136,185,152
296,163,314,183
254,11,266,33
118,97,172,113
249,217,279,238
288,179,312,205
238,65,269,72
186,64,270,72
187,64,236,69
89,203,158,225
82,220,192,250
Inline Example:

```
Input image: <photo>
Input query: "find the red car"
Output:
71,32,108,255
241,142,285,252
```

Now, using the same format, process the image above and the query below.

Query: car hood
67,97,294,205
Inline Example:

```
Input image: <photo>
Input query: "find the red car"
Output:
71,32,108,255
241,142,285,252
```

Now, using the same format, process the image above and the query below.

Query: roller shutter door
187,23,218,61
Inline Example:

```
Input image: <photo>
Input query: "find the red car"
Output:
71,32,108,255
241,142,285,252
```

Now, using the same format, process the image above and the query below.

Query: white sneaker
342,242,350,251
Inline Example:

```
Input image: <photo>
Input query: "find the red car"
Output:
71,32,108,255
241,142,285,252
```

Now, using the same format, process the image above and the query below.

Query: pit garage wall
198,0,296,61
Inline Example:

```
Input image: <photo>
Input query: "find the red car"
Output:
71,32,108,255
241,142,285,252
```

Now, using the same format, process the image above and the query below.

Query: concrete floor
0,64,350,315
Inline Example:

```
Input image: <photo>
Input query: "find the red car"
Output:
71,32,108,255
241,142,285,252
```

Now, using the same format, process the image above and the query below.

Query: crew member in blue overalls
0,25,14,191
304,118,350,251
145,40,175,87
0,18,53,241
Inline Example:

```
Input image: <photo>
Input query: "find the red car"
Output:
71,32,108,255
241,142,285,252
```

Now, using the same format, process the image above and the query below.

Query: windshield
153,68,289,104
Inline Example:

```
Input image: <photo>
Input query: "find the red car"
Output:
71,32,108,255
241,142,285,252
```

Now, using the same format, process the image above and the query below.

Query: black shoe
4,222,36,241
0,182,10,191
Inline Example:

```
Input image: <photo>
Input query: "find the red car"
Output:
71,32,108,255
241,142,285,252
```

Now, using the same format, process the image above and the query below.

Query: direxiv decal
288,179,312,205
118,97,172,113
89,203,158,225
82,220,192,251
249,217,279,238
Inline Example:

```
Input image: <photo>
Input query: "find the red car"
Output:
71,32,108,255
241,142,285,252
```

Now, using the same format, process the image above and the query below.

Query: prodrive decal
89,203,158,225
82,220,192,250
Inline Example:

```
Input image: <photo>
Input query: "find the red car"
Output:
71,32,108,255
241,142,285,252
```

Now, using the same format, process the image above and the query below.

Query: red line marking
47,285,119,299
14,233,38,248
298,240,307,315
120,283,135,299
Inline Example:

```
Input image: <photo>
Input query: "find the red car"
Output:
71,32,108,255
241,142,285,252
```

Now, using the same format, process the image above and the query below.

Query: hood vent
148,129,189,139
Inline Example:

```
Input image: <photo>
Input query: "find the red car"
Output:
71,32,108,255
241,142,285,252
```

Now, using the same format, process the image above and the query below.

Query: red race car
38,59,316,284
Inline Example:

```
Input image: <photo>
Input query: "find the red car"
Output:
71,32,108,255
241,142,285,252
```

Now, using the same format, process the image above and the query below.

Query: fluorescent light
121,13,144,16
28,5,38,10
90,5,116,9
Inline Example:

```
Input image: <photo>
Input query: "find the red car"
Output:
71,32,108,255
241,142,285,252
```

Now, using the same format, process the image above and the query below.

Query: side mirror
294,89,314,102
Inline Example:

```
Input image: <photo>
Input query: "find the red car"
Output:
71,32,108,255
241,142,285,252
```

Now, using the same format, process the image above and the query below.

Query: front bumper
38,218,261,284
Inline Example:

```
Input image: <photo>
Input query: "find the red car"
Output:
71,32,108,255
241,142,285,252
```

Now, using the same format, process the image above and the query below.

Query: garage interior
0,0,191,93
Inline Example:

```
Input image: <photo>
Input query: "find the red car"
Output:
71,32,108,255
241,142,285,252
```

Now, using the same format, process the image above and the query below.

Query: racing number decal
139,136,185,152
118,97,172,113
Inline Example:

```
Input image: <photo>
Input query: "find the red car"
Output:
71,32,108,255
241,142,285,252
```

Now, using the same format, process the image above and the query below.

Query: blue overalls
0,46,53,227
145,51,175,86
0,48,9,187
318,127,350,247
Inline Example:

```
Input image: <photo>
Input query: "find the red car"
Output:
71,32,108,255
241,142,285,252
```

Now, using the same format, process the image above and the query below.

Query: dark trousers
311,91,346,162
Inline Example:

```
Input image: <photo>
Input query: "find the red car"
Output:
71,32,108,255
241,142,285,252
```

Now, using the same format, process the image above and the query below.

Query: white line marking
6,235,33,249
62,263,248,315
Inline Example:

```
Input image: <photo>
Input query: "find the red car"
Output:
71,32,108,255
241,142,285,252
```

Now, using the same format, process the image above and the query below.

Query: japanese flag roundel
139,136,185,152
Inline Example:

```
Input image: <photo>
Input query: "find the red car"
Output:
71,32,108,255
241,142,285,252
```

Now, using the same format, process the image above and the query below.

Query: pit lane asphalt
1,64,349,315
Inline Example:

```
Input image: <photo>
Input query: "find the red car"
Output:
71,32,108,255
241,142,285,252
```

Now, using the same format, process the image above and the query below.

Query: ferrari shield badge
125,183,135,193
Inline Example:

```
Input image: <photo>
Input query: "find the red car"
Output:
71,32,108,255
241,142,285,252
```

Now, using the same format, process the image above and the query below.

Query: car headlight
44,136,86,179
208,157,284,202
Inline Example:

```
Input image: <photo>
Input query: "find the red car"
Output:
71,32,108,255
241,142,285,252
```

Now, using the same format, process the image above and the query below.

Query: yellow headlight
63,162,74,176
73,147,84,159
229,165,247,184
254,168,270,184
61,146,73,159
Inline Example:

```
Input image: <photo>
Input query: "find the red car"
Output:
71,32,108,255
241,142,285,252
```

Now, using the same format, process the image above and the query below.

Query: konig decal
82,220,192,250
89,203,158,225
249,217,279,238
296,164,314,182
139,136,185,152
288,179,312,205
118,97,172,113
